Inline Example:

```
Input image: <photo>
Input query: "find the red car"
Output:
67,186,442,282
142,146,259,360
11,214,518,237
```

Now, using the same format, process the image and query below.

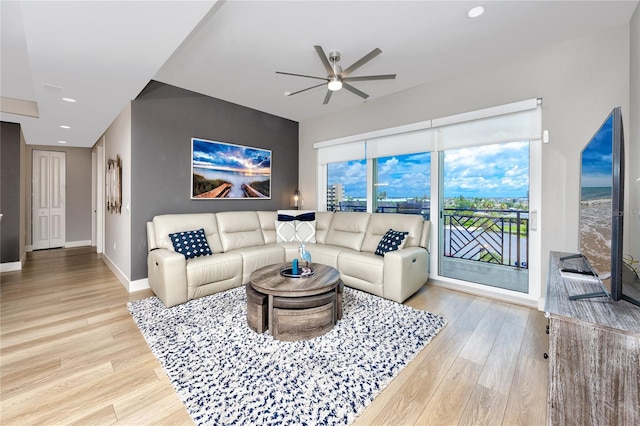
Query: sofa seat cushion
186,252,243,295
301,244,345,268
230,244,285,284
337,250,384,285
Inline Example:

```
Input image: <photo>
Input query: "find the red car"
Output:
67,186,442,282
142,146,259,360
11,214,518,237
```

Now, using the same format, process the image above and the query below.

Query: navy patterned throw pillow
375,229,409,256
169,228,212,259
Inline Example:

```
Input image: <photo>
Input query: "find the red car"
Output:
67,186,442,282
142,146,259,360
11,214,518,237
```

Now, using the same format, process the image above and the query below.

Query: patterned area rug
128,286,446,425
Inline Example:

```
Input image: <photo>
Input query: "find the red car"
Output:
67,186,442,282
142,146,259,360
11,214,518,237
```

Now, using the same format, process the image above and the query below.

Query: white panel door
32,150,66,250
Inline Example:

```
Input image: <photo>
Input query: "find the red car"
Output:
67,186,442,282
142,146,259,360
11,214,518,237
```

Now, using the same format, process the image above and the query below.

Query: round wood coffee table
249,263,342,341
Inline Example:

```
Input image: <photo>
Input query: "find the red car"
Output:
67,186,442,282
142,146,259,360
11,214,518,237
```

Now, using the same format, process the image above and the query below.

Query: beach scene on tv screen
579,114,613,291
192,138,271,199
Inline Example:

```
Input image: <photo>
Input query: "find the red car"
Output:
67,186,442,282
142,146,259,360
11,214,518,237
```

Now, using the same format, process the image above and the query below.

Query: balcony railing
331,201,431,219
443,208,529,269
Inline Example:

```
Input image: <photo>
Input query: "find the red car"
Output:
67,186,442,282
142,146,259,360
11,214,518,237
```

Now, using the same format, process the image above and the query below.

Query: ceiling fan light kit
328,76,342,91
276,45,396,104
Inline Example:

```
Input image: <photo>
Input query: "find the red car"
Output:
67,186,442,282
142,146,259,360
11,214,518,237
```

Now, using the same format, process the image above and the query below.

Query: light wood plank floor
1,247,549,425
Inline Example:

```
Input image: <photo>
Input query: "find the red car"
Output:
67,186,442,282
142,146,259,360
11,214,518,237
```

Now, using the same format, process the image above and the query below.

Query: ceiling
1,1,638,148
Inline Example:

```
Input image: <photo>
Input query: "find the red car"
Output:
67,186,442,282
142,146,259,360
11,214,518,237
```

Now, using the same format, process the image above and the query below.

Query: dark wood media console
545,252,640,425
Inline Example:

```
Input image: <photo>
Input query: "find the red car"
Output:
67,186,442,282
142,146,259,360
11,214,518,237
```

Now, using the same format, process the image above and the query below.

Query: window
327,160,366,212
374,153,431,219
315,99,542,304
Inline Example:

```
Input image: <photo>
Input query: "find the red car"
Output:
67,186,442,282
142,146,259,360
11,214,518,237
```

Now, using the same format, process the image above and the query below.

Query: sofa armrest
382,247,429,303
147,248,188,307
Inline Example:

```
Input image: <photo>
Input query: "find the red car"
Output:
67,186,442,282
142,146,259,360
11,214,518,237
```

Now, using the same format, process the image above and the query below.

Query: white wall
299,23,633,297
103,102,132,287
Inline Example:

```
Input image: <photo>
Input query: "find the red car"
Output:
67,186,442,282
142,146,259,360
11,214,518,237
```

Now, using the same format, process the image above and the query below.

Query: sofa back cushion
216,211,265,252
152,213,223,253
324,212,370,251
314,212,333,244
256,211,277,244
360,213,424,254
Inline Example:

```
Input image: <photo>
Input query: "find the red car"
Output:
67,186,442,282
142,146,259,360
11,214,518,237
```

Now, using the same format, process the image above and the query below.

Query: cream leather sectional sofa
146,210,430,307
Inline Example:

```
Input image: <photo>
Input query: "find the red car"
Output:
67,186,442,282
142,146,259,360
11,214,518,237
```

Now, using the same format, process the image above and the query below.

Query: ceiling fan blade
341,48,382,77
314,45,334,75
286,82,327,97
342,74,396,82
276,71,328,81
323,90,333,105
342,82,369,99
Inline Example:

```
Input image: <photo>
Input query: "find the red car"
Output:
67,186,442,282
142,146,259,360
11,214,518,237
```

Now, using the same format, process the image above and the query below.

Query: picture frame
106,155,122,214
191,138,271,199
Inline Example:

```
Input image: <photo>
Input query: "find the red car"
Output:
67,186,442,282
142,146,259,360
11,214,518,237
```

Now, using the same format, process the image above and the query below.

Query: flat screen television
570,106,640,307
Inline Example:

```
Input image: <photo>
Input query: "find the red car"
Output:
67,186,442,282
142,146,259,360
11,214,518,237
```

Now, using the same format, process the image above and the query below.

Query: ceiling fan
276,45,396,105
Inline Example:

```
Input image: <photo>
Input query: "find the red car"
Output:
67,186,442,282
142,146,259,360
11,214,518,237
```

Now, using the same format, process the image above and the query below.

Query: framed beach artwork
191,138,272,199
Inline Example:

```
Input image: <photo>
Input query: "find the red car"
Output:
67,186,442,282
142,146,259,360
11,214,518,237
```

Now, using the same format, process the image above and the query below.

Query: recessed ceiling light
467,5,485,18
60,125,70,129
62,97,76,103
58,140,67,144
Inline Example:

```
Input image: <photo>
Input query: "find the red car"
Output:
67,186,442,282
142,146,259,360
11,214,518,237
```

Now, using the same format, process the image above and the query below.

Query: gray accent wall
130,81,299,280
1,121,22,263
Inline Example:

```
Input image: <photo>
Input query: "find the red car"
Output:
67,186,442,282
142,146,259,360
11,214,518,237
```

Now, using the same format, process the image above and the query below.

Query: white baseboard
102,255,150,293
1,261,22,272
428,277,540,310
129,278,150,292
65,240,92,248
102,255,129,291
538,297,546,311
26,240,92,252
1,252,27,272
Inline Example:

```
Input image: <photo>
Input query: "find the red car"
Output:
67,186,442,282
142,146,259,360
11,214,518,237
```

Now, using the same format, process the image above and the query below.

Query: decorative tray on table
280,265,315,278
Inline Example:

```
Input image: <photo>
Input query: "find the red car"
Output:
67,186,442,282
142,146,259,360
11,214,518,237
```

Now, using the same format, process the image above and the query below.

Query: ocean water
581,186,611,201
579,201,612,284
194,168,270,198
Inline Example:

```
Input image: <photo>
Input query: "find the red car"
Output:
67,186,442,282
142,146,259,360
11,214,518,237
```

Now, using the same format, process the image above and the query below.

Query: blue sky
580,114,613,188
443,141,529,198
192,138,271,175
328,141,530,199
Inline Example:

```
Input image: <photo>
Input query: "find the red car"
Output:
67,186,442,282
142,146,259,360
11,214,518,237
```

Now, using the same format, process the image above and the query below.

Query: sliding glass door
438,141,530,293
316,99,542,302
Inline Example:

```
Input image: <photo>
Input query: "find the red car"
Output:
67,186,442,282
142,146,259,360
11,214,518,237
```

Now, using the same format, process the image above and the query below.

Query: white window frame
315,99,543,308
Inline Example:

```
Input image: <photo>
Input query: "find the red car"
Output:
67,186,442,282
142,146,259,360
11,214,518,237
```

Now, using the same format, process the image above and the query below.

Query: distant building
327,183,344,212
